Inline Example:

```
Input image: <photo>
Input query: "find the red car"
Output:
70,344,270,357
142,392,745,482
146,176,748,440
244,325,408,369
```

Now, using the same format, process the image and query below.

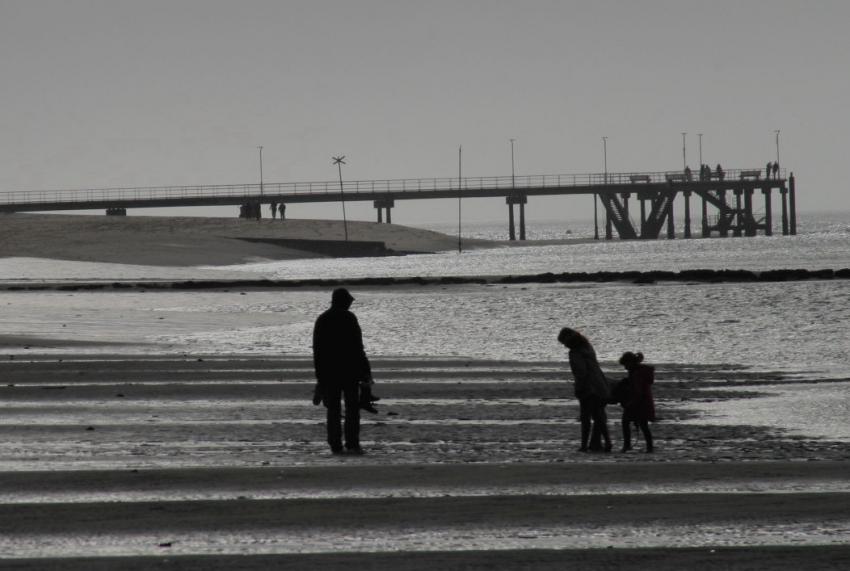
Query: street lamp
258,146,264,196
510,138,516,188
774,130,780,165
698,133,703,167
602,136,608,183
596,136,607,241
332,156,349,241
681,132,687,170
458,145,463,254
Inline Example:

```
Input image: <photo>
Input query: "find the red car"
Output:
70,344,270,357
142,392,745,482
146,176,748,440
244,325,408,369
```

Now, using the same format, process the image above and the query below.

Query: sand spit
0,213,494,266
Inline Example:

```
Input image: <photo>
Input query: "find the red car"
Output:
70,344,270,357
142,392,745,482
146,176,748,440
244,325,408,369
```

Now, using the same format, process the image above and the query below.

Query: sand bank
0,213,494,266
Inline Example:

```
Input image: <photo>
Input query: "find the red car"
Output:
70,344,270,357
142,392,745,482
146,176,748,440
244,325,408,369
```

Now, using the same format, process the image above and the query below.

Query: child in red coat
618,351,656,453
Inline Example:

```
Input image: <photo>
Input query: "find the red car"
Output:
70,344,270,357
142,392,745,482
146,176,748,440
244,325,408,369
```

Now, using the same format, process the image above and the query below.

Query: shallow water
2,279,848,376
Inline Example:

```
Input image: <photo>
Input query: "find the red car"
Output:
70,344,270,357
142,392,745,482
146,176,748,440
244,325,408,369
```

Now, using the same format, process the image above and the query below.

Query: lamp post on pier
681,132,687,170
698,133,703,167
458,145,463,254
258,146,264,196
774,130,780,165
332,156,348,241
596,136,606,240
510,138,516,189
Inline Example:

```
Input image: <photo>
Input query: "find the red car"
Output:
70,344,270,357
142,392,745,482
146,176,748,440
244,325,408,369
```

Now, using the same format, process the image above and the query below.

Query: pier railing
0,168,786,207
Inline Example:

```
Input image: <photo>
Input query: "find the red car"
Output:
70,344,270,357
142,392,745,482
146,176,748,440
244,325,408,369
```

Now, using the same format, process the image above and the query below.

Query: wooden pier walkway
0,168,797,240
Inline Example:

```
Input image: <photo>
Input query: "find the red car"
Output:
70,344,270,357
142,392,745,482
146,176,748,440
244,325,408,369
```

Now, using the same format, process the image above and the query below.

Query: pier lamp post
681,132,687,170
596,136,606,240
458,145,463,254
510,138,516,188
258,146,264,196
602,136,608,183
774,130,780,165
698,133,703,167
332,156,349,241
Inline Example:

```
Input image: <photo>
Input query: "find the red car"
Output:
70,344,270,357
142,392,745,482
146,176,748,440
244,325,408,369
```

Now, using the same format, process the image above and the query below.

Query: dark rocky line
2,267,849,292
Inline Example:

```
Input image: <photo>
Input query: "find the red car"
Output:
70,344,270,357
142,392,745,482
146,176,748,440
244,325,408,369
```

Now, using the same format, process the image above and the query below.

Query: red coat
622,364,656,422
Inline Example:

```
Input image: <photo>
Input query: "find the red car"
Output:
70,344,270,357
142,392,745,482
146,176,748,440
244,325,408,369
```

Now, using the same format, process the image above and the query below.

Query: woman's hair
619,351,644,366
558,327,590,350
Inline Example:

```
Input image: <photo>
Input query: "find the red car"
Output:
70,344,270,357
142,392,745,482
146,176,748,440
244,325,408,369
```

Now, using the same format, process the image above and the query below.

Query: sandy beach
0,353,847,569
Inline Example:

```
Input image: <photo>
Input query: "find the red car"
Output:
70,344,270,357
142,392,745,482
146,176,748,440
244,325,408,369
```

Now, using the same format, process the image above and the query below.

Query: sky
1,0,849,225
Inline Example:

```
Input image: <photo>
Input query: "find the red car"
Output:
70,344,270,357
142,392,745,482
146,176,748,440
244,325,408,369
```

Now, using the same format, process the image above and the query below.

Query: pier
0,167,797,240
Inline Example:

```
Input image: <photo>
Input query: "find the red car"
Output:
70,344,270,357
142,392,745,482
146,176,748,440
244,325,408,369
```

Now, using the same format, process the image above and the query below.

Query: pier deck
0,168,797,239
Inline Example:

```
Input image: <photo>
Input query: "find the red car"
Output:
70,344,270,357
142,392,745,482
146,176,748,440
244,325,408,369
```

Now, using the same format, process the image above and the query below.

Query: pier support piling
789,173,797,235
762,188,773,236
506,194,527,241
373,198,394,224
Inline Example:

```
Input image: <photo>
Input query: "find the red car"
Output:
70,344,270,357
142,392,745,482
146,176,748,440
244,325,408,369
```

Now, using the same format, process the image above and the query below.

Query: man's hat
331,288,354,306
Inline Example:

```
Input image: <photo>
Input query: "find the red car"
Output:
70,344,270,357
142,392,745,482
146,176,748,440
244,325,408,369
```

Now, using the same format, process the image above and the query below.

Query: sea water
0,212,848,374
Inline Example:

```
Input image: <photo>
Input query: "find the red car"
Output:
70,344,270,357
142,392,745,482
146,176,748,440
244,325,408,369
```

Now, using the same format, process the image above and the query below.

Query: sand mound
0,213,492,266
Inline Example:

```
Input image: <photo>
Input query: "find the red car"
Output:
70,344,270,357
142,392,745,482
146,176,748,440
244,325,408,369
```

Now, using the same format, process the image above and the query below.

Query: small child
617,351,656,453
312,379,380,414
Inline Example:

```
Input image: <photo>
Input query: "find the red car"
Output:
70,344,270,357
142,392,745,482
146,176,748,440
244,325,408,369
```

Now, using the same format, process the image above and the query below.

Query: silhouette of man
312,288,372,454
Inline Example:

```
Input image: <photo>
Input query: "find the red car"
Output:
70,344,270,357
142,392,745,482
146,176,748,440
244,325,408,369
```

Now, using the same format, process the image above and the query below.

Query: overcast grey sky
2,0,848,224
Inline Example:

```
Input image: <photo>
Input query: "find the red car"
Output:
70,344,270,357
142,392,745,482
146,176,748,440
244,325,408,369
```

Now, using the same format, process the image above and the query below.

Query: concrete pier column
666,198,675,239
789,173,797,235
780,188,789,235
684,190,692,238
719,190,729,237
744,189,756,236
519,201,526,240
762,188,773,236
605,210,612,240
733,190,743,237
639,197,646,237
373,198,394,224
701,192,709,237
506,194,527,241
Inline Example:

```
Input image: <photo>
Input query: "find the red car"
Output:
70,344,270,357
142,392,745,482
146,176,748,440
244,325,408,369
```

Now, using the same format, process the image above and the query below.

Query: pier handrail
0,168,787,207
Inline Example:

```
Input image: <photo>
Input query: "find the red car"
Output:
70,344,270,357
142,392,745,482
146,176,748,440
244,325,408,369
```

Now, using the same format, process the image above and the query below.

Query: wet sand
0,354,848,568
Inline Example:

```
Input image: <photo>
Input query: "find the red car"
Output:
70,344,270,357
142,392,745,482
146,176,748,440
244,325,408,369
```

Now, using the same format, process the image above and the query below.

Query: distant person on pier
772,162,780,179
270,202,277,219
766,162,773,179
312,288,379,455
616,351,655,453
279,203,286,221
558,327,612,453
684,166,692,181
715,164,724,181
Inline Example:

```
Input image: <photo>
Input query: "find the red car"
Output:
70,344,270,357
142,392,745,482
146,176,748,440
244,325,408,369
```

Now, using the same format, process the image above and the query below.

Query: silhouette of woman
618,351,655,453
558,328,612,452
